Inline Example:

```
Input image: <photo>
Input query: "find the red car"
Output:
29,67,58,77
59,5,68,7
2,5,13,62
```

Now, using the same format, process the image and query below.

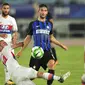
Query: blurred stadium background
0,0,85,44
0,0,85,85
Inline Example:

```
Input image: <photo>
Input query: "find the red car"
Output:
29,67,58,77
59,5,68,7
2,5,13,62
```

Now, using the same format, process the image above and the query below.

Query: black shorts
51,47,58,60
29,50,56,71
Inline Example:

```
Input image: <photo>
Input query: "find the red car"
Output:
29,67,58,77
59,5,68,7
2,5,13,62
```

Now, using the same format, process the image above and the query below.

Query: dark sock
47,69,54,85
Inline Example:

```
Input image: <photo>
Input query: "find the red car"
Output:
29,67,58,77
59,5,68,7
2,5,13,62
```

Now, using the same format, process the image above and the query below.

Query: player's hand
11,44,16,49
62,45,68,50
12,38,17,45
0,34,7,38
16,51,22,58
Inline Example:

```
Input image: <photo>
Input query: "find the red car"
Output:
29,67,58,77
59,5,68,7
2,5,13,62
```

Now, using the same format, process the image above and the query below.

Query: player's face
39,7,48,19
2,5,10,16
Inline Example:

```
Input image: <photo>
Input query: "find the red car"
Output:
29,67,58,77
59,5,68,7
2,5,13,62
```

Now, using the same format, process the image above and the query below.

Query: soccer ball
31,46,44,59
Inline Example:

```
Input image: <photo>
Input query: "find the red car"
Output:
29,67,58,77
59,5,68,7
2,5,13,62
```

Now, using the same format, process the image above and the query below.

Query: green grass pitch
0,46,84,85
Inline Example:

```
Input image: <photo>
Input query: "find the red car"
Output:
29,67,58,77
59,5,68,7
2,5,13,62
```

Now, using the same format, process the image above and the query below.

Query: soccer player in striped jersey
17,4,68,85
0,3,18,85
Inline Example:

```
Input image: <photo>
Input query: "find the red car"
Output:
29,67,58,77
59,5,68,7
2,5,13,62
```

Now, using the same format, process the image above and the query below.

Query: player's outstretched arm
12,32,18,45
12,42,24,49
16,35,31,57
50,34,68,50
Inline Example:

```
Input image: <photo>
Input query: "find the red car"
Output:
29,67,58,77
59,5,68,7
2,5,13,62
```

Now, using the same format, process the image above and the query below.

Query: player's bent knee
47,59,55,69
37,72,43,78
29,68,38,79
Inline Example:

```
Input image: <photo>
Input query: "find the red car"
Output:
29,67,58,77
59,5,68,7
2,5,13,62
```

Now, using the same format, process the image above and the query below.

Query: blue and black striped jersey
27,20,53,51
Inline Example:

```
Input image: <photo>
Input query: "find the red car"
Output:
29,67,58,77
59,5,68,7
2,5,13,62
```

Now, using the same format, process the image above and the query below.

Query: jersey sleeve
12,18,18,32
27,22,33,35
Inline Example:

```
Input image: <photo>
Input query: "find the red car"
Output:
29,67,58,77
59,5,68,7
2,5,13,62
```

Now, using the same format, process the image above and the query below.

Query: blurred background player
16,4,68,85
0,3,18,85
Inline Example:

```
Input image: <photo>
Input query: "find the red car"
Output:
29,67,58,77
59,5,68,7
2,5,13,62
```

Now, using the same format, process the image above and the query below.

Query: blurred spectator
32,0,56,4
4,0,29,5
54,0,64,6
32,2,39,19
70,0,77,4
63,0,71,5
0,0,2,4
77,0,85,4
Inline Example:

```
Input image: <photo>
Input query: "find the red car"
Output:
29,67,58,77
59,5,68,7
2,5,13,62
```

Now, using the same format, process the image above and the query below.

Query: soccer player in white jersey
0,3,18,85
0,40,70,85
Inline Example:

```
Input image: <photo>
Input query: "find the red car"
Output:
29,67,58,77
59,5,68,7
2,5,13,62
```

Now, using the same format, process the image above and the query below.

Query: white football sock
43,73,60,80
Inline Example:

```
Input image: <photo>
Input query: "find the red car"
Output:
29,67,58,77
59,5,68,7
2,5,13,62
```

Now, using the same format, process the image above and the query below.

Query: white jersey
0,45,37,85
0,44,15,65
0,45,20,74
0,15,18,43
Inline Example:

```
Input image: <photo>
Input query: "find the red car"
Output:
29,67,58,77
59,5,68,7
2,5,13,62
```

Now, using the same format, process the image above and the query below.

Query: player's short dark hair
2,3,10,7
39,4,48,10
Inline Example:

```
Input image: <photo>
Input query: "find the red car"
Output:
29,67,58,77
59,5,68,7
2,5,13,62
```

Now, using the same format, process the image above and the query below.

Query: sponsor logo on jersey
0,25,13,34
36,29,50,34
36,25,40,28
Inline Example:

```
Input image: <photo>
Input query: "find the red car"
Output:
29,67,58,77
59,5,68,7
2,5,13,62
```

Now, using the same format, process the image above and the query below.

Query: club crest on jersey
47,26,49,29
36,25,40,28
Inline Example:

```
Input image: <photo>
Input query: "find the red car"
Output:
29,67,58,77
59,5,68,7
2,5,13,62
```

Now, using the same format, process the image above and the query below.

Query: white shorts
17,79,36,85
11,66,37,84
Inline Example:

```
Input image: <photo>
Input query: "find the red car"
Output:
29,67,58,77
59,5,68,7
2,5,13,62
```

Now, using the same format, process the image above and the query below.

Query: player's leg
4,49,15,85
40,51,55,85
17,80,36,85
4,65,10,82
37,71,70,83
47,59,55,85
51,47,58,66
22,67,70,83
4,65,15,85
29,56,41,71
43,51,55,85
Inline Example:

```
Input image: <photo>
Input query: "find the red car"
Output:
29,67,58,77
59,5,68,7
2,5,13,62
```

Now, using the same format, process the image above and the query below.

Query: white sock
42,73,53,80
42,73,60,81
53,75,60,81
